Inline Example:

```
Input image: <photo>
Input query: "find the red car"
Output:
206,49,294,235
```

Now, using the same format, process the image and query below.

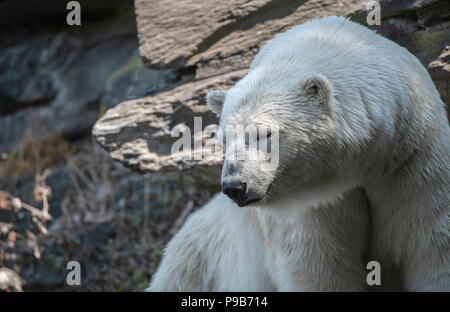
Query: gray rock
135,0,364,70
93,70,246,185
375,0,450,66
101,50,176,110
0,14,139,154
429,46,450,119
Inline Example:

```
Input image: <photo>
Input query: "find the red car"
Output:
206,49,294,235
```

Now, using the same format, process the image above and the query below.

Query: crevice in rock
0,96,55,116
380,0,449,29
171,65,197,83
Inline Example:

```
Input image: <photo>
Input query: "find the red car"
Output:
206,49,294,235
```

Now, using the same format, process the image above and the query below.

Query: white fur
148,190,369,291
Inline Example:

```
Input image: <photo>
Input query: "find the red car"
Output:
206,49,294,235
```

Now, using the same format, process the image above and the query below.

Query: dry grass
0,169,55,291
0,125,214,291
0,135,75,176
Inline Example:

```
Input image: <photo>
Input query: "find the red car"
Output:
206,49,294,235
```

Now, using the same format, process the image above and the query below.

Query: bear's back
253,16,413,71
250,16,446,122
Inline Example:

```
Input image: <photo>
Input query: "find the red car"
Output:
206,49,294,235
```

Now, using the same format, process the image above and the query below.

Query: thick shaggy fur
148,16,449,291
149,191,369,291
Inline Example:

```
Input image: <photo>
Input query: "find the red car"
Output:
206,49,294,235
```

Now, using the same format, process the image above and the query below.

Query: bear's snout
222,178,262,207
222,179,247,204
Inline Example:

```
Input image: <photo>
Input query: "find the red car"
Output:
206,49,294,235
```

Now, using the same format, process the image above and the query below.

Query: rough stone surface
94,70,247,185
375,0,450,118
0,14,138,154
375,0,450,65
135,0,271,69
429,46,450,118
101,50,176,110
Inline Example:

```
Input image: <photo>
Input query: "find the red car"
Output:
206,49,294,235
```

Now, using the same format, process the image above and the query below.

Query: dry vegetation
0,134,213,291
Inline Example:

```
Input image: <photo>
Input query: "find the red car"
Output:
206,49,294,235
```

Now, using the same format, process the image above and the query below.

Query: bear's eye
257,129,272,141
244,130,272,149
257,130,272,153
256,130,271,142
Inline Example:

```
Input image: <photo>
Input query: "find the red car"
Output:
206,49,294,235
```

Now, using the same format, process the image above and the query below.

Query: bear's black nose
222,180,247,204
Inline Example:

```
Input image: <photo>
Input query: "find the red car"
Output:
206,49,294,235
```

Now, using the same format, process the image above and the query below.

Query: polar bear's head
206,62,367,207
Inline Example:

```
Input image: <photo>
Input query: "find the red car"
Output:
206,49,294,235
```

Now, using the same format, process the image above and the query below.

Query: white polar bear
148,16,449,291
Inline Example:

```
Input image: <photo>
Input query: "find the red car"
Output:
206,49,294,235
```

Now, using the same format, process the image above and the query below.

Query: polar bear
148,16,449,291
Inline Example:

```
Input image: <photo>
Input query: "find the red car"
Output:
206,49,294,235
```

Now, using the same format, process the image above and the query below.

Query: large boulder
375,0,450,118
0,8,139,155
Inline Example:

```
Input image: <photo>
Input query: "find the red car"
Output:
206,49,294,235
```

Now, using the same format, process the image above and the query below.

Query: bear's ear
302,75,331,105
206,90,227,116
